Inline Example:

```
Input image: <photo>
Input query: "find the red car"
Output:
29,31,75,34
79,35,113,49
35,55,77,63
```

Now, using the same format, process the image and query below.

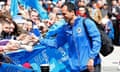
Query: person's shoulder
75,16,84,23
83,17,98,27
83,17,93,23
76,16,83,19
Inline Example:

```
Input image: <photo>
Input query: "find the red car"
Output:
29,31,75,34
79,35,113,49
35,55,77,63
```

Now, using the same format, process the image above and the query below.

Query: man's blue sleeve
84,19,101,59
45,19,65,38
40,25,67,48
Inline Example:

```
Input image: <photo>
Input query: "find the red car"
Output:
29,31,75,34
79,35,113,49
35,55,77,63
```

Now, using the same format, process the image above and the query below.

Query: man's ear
71,10,75,16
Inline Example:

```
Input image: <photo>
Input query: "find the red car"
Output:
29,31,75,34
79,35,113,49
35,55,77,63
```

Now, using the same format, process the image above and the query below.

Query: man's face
79,7,86,16
78,1,85,7
30,11,39,22
27,21,33,31
61,5,73,23
112,0,117,6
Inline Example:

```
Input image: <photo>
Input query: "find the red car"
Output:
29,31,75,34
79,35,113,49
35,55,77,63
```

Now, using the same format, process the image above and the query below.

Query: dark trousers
81,64,101,72
112,20,120,45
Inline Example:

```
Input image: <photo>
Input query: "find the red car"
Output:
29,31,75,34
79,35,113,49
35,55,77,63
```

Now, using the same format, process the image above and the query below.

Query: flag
22,0,48,20
10,0,19,17
0,63,33,72
52,0,59,4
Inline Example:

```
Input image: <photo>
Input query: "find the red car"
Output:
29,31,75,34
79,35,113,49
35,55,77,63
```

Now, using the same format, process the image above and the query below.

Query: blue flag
11,0,48,19
21,0,48,20
0,63,33,72
52,0,59,4
10,0,19,17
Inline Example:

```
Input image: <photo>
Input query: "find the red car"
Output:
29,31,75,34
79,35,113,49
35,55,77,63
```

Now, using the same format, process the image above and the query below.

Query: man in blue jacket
55,2,101,72
40,2,101,72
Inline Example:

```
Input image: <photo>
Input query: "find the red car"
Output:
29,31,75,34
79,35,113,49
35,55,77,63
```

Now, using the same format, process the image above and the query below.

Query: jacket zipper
72,26,81,69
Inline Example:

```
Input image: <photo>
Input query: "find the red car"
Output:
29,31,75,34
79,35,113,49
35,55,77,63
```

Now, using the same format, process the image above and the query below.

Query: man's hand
87,58,94,72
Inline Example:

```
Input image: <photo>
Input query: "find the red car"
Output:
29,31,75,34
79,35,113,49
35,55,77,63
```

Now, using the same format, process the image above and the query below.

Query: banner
0,63,33,72
10,0,48,19
10,0,19,17
19,0,48,19
7,44,71,72
7,45,46,65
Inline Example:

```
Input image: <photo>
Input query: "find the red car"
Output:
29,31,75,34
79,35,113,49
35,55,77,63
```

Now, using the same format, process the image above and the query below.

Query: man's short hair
61,2,76,12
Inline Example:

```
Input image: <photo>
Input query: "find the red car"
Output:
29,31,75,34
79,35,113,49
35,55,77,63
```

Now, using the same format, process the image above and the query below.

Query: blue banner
0,63,33,72
7,44,71,72
20,0,48,19
10,0,19,17
10,0,48,19
52,0,59,4
29,46,70,72
7,45,46,65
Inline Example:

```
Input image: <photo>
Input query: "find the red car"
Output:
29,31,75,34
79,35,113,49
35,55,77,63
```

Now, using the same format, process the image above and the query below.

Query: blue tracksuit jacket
40,16,101,71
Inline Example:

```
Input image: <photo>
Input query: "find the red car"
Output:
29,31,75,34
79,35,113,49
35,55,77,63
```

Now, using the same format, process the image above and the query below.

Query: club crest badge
77,27,81,33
